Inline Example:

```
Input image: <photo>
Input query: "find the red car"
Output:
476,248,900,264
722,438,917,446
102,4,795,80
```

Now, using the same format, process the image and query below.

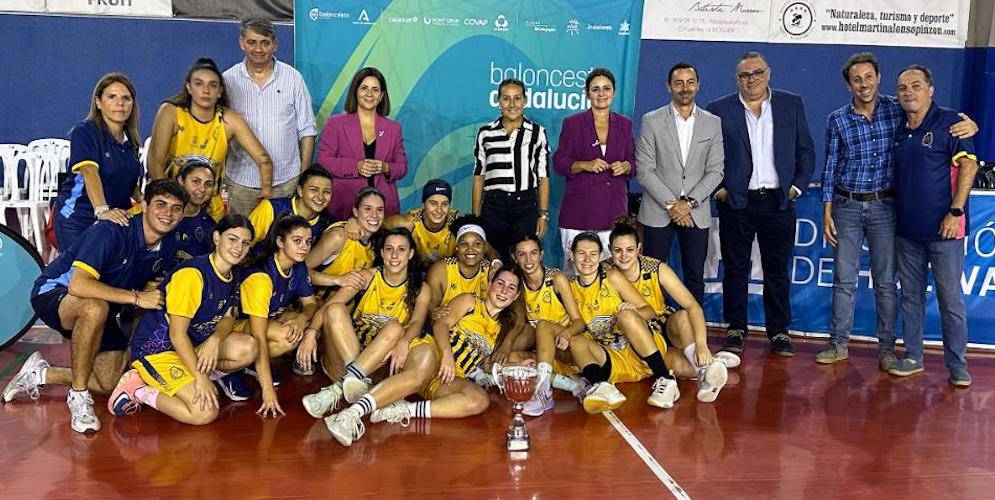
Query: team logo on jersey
152,259,163,273
542,290,552,304
195,227,205,242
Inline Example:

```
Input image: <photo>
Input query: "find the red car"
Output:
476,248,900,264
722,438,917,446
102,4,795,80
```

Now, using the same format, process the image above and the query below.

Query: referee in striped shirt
472,78,550,262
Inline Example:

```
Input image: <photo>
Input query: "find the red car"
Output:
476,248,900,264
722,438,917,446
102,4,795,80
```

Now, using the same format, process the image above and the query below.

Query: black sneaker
770,333,795,357
722,329,745,353
245,367,282,387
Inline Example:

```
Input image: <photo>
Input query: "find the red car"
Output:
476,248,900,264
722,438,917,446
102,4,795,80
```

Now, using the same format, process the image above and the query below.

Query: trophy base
507,435,531,452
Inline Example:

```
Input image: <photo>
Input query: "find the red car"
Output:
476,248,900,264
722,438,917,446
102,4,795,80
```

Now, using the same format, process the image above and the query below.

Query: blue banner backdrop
295,0,644,264
699,189,995,345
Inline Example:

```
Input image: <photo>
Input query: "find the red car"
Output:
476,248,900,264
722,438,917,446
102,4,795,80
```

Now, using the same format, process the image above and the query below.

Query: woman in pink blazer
318,67,408,220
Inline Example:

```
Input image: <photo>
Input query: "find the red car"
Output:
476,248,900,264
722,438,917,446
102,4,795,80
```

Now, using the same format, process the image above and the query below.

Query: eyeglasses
736,67,768,81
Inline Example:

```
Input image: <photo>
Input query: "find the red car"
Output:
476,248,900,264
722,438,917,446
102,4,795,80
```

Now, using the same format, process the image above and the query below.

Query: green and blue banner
295,0,644,264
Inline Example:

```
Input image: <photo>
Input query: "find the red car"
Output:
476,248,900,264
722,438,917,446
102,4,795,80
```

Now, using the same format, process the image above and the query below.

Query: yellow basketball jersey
353,269,410,326
629,255,667,316
410,208,457,263
165,106,228,181
570,273,626,349
320,222,374,277
448,296,502,375
441,257,490,305
522,267,569,327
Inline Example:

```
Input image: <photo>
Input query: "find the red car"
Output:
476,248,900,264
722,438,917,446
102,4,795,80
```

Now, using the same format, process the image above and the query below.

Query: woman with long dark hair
147,57,275,220
301,227,432,420
108,215,257,425
53,72,144,250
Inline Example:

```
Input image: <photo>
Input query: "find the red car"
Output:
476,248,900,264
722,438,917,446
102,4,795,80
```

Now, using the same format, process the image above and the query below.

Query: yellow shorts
232,318,248,333
410,335,473,400
606,332,668,384
356,318,392,348
133,351,196,397
552,358,580,377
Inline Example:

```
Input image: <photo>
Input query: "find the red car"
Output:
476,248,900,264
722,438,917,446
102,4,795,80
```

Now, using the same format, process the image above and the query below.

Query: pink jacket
317,112,408,220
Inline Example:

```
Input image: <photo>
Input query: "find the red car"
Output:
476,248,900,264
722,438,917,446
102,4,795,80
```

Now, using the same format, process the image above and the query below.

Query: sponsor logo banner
643,0,971,48
45,0,172,17
698,189,995,344
2,0,46,12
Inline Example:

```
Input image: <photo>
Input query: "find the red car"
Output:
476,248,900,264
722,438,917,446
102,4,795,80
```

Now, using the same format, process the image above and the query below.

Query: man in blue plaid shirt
816,52,976,367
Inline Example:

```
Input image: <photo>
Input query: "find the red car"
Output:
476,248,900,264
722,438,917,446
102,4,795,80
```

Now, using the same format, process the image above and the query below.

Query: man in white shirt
223,18,317,217
706,51,815,357
636,62,725,305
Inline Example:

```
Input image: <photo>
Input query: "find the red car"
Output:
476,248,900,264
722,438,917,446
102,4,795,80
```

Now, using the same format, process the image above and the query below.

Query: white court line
603,410,691,500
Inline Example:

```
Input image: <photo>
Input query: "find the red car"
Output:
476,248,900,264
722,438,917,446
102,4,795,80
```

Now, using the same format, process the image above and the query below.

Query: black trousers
479,189,538,262
643,222,709,306
716,192,795,336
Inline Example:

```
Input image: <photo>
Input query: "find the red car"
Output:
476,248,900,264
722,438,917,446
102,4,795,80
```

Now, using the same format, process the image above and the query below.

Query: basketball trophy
493,364,540,452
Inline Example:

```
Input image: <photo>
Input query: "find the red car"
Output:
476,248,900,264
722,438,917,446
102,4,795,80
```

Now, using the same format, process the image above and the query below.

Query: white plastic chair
27,138,70,173
0,144,28,202
0,151,56,255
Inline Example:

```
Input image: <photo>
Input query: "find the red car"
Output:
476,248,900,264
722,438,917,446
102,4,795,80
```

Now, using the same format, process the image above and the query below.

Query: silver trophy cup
493,364,540,452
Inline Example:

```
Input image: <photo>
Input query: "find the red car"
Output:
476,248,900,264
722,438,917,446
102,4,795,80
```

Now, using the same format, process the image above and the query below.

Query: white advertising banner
2,0,46,12
642,0,771,42
768,0,971,48
45,0,172,17
643,0,972,48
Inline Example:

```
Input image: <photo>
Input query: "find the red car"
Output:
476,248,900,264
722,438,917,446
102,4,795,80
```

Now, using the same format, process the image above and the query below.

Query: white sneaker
301,383,343,418
714,351,741,369
370,400,411,427
325,408,365,446
522,385,554,417
696,362,728,403
582,382,626,414
342,375,371,404
67,390,101,434
571,378,592,403
647,377,680,409
3,352,49,402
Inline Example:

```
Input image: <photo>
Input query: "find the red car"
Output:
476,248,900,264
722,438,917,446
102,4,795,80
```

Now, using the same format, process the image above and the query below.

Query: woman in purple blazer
318,67,408,220
552,68,636,271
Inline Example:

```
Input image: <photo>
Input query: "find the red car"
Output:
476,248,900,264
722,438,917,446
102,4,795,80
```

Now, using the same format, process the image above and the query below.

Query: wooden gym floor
1,327,993,499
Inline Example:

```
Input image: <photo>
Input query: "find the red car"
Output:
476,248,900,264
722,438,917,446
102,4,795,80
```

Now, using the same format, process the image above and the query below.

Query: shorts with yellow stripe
605,331,669,384
133,351,196,397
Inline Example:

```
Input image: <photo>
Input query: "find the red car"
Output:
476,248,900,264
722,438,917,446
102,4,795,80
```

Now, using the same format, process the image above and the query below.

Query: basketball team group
3,17,981,448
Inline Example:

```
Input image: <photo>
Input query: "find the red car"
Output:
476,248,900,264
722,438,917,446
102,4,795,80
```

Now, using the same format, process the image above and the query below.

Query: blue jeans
896,236,968,369
829,195,897,349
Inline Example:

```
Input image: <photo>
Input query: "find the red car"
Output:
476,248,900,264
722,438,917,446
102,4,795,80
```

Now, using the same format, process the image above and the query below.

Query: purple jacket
317,112,408,220
553,110,636,230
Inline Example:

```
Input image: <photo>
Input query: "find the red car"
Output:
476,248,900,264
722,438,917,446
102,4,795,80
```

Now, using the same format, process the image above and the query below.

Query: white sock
352,394,377,418
684,344,699,369
38,366,49,385
406,400,431,418
552,374,581,393
537,362,553,390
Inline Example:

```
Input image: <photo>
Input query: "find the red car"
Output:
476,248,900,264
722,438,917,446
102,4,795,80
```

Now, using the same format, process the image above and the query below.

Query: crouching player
566,232,680,413
606,222,735,403
107,216,259,424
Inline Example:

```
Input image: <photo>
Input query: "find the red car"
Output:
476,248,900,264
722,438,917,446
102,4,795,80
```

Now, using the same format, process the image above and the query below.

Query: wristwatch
949,207,964,217
538,209,549,220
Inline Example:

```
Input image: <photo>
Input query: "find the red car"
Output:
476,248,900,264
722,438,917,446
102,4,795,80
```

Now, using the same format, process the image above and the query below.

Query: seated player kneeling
108,216,258,424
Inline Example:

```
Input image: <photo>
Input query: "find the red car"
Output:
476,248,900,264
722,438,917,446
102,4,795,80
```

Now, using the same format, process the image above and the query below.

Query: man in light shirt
706,51,815,357
224,18,317,217
636,62,724,306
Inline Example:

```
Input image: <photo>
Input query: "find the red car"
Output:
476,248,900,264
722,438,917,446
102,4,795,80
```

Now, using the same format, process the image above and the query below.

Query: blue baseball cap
422,179,452,202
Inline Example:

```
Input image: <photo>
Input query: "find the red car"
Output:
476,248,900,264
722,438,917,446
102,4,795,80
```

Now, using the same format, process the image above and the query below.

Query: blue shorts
30,286,128,352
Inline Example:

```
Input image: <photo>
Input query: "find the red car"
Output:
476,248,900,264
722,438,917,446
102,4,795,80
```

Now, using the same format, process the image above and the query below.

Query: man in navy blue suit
706,51,815,357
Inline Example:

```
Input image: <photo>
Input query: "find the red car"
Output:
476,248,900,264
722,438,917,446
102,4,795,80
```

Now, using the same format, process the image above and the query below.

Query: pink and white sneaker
108,369,147,416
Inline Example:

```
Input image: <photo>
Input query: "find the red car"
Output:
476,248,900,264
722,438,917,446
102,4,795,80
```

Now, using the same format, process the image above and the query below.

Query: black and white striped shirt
473,117,549,193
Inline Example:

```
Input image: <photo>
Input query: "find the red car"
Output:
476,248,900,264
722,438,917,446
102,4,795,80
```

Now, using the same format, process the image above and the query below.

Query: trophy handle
492,363,504,393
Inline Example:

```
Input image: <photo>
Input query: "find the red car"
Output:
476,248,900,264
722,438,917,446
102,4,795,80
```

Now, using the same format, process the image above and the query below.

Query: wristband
132,291,139,307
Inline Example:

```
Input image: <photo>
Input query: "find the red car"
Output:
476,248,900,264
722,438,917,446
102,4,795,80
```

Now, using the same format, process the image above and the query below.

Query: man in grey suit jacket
635,62,724,305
